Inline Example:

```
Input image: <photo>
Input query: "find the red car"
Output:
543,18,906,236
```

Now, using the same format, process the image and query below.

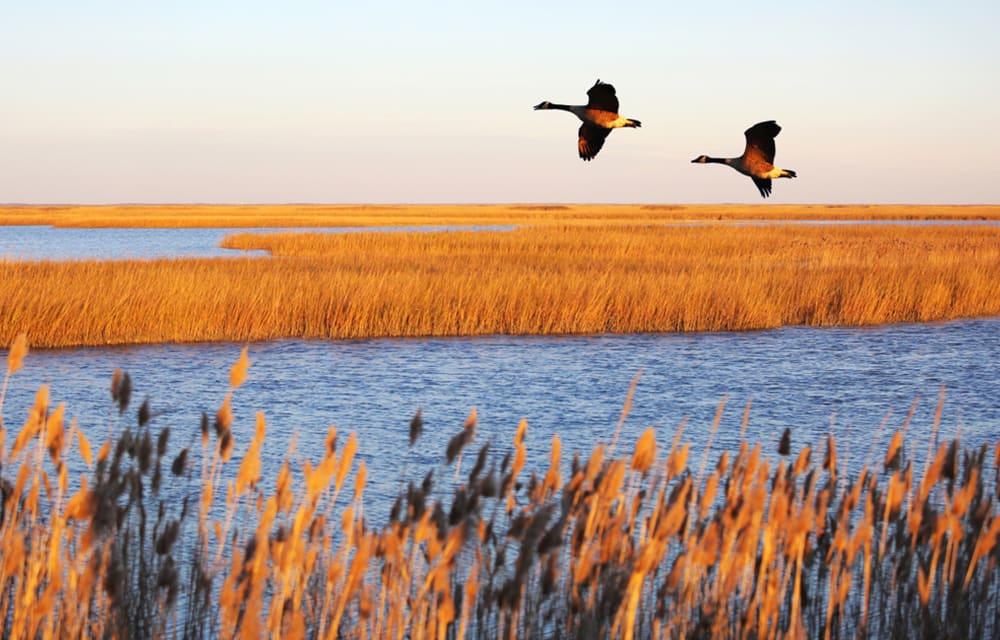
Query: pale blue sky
3,1,998,204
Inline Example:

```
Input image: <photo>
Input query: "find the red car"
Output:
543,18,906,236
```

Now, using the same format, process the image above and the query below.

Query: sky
2,1,999,205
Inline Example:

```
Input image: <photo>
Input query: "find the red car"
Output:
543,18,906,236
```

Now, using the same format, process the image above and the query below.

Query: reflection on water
2,319,997,520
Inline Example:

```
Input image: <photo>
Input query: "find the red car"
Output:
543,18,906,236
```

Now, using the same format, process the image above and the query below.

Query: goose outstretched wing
751,176,773,198
744,120,781,164
578,123,611,161
586,80,620,113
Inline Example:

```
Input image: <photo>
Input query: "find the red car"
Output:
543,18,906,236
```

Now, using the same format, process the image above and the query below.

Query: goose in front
534,79,641,161
692,121,797,198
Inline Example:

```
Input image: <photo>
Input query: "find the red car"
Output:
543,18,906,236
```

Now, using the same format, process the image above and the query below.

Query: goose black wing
751,176,773,198
744,120,781,164
578,123,611,161
586,79,619,113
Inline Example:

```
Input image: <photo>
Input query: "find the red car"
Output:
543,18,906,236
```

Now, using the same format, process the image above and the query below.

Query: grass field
3,205,998,637
1,343,997,638
2,222,999,347
2,203,1000,228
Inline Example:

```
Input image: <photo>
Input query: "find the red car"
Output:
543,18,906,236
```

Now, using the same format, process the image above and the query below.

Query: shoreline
2,203,1000,228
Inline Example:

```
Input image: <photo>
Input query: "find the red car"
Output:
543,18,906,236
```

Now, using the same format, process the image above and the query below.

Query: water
2,222,998,518
0,225,266,260
3,318,998,522
0,224,513,260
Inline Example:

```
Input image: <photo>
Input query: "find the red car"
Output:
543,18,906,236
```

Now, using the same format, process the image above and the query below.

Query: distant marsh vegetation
2,204,1000,229
2,223,999,347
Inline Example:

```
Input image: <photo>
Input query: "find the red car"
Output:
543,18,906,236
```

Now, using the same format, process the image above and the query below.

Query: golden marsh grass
1,343,998,638
2,204,1000,228
2,223,1000,347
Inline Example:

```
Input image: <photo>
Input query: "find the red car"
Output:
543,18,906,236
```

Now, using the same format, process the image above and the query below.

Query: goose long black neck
534,102,574,112
691,154,730,165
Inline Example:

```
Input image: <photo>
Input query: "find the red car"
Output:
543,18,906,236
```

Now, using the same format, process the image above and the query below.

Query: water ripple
2,319,997,518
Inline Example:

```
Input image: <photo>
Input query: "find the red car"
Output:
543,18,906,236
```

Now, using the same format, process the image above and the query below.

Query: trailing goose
691,120,797,198
534,79,641,161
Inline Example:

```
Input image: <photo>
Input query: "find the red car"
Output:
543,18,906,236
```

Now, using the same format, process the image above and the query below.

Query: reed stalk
2,223,999,348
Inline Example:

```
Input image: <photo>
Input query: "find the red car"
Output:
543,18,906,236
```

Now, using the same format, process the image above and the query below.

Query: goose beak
533,102,547,110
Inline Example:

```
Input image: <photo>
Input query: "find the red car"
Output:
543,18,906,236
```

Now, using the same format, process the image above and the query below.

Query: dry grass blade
610,371,642,456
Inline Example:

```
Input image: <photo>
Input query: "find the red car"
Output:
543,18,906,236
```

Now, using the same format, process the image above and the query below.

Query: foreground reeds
2,204,1000,228
1,340,998,638
3,223,1000,347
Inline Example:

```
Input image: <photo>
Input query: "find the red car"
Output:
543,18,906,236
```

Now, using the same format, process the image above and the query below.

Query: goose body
534,79,641,161
692,120,796,198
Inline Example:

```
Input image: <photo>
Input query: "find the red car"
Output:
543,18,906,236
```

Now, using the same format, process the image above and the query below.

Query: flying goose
534,79,641,161
691,120,797,198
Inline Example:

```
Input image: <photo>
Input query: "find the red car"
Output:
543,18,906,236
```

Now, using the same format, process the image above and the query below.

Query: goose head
533,101,553,110
691,155,709,164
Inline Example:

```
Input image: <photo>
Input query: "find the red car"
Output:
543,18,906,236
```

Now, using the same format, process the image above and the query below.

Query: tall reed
1,338,997,638
2,223,1000,347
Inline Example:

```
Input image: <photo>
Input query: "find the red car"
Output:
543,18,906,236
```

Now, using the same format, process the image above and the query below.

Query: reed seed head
6,332,28,376
156,520,180,555
446,429,472,465
409,408,424,447
778,428,792,456
114,371,132,414
138,431,153,474
229,346,250,389
138,398,151,427
171,448,188,476
156,427,169,457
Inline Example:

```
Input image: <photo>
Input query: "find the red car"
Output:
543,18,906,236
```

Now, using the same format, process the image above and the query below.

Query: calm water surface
0,225,512,260
3,319,997,520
